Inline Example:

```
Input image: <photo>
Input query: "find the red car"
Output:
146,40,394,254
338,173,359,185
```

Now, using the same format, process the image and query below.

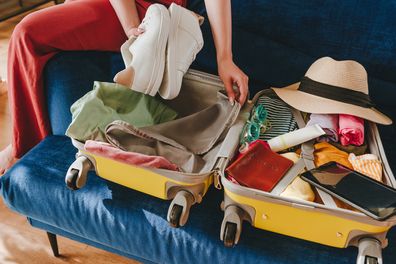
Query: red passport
226,141,294,192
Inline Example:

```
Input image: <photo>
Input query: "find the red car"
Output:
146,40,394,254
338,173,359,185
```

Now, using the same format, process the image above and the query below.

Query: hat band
298,77,375,108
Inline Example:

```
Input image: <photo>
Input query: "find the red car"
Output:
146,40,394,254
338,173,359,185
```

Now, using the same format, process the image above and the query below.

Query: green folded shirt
66,81,178,142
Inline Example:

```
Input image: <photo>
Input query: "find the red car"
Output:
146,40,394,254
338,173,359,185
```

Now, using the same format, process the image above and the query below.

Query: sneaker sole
133,4,170,96
159,3,182,99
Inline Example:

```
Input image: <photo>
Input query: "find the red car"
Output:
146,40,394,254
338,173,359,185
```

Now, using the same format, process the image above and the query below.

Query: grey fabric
105,92,240,173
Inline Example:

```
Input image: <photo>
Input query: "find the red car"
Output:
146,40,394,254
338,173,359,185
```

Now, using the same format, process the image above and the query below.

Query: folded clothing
279,152,315,202
66,81,178,142
329,142,367,156
256,96,298,141
85,140,179,171
348,153,383,182
313,142,353,169
338,114,364,146
306,114,339,142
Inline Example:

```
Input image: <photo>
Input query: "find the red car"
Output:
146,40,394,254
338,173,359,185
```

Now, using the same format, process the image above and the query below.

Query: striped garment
348,153,383,182
256,96,298,141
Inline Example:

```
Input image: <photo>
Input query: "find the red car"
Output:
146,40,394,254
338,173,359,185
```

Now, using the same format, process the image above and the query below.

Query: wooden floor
0,94,11,149
0,4,137,264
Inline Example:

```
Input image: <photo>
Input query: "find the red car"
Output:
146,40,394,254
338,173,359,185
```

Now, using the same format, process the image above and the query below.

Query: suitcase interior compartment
218,88,396,248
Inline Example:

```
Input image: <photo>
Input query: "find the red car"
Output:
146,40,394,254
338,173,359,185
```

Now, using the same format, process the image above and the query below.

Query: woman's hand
204,0,249,105
126,27,145,38
218,57,249,105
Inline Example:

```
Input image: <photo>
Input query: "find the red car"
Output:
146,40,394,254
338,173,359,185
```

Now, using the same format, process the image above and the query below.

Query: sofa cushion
229,1,396,84
1,135,396,263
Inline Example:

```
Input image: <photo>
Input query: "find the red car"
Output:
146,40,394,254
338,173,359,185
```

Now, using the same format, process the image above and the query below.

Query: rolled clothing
84,140,179,171
338,114,365,146
105,92,240,173
306,114,339,142
348,153,383,182
313,142,354,169
256,96,298,141
66,81,178,142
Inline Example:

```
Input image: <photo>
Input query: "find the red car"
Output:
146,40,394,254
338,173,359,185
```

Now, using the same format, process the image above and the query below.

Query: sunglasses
240,105,271,145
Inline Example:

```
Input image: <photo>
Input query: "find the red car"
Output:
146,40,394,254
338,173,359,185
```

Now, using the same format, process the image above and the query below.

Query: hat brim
272,83,392,125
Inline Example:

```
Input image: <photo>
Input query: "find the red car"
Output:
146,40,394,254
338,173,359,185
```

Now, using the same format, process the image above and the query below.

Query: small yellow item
280,152,315,202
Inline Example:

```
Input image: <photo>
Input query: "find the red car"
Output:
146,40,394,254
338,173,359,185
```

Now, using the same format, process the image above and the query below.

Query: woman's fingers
127,27,145,38
223,77,236,105
235,74,248,105
136,27,145,34
239,74,249,104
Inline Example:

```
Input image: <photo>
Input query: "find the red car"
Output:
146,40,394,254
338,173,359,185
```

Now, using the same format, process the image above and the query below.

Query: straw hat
272,57,392,125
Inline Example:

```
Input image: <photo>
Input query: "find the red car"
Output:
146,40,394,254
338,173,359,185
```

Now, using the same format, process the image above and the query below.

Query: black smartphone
300,161,396,220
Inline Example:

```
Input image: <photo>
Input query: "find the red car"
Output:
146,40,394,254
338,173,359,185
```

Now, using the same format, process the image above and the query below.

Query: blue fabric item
1,136,396,264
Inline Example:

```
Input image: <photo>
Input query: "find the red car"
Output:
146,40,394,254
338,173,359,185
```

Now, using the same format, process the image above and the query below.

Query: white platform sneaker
114,4,170,96
158,3,204,99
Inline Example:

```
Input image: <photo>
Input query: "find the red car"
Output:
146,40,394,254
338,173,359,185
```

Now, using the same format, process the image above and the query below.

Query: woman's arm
109,0,143,38
204,0,248,105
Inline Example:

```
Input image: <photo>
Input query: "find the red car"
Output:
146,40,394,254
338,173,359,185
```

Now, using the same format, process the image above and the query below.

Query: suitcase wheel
169,204,183,228
357,238,382,264
65,155,92,190
65,169,79,190
220,205,244,247
364,256,379,264
223,222,237,247
167,190,195,227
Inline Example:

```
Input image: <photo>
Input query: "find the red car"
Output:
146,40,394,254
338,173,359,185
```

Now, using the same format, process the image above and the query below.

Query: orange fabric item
313,142,353,170
8,0,186,158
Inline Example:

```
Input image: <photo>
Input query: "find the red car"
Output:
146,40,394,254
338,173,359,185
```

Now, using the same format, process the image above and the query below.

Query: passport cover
226,142,294,192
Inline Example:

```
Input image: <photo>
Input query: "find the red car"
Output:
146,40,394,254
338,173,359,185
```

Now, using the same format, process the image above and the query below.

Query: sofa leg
46,232,60,257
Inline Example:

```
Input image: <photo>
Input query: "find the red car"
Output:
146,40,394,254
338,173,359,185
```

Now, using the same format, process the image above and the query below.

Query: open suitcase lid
70,69,243,183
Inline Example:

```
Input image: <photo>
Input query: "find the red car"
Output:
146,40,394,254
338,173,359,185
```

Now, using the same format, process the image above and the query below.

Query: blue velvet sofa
2,1,396,263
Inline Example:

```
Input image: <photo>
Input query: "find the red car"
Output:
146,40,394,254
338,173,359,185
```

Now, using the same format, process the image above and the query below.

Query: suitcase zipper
213,157,229,190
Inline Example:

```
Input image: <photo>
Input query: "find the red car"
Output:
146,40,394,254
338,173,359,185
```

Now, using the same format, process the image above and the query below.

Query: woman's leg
1,0,188,174
7,0,127,160
0,145,15,175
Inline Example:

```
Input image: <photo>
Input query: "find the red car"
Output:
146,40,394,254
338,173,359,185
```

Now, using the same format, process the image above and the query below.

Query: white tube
268,124,325,152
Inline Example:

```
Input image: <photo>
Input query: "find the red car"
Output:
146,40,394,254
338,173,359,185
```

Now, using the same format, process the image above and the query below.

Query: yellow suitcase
65,70,240,227
214,89,396,264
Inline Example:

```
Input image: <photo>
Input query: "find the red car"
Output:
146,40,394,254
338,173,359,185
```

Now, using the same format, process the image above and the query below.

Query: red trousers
8,0,185,158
